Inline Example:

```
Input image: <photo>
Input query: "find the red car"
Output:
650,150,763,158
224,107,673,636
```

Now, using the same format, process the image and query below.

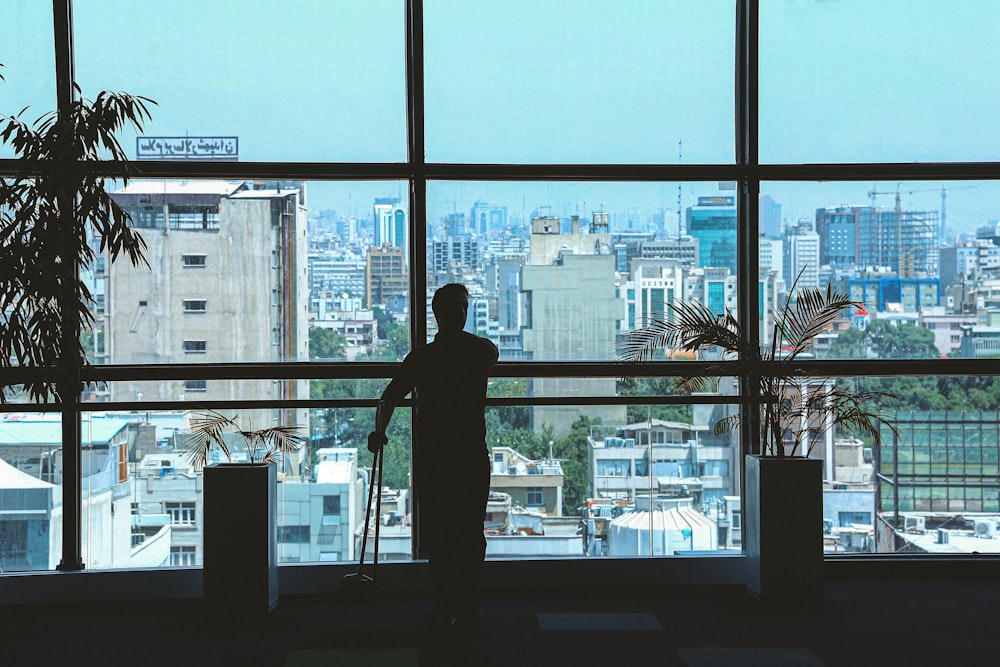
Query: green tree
620,377,693,424
308,326,347,360
385,325,410,360
372,306,394,339
309,377,411,489
486,378,531,439
867,320,939,359
553,415,598,515
826,325,868,359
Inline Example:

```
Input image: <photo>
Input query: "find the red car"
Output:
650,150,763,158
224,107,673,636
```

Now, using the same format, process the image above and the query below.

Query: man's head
432,283,469,332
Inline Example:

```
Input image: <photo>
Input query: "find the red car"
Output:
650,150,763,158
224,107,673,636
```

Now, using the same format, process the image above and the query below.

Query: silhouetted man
368,283,499,630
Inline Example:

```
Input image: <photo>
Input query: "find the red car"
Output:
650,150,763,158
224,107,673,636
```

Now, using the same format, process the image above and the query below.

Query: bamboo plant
617,273,897,456
1,64,156,402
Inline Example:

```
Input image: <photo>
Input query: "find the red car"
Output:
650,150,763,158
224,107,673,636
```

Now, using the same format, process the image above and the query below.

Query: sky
3,0,1000,234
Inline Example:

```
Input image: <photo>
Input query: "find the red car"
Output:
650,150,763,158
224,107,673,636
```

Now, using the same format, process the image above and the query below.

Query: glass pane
0,411,62,572
760,1,1000,163
93,179,409,384
286,407,411,565
0,1,56,159
73,1,406,162
428,180,739,363
425,0,735,164
873,389,1000,554
760,180,1000,360
80,406,403,568
485,400,741,558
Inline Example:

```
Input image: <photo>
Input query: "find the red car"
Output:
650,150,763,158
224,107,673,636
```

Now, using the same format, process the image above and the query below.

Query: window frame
182,340,207,354
181,254,207,268
3,0,998,575
164,501,196,527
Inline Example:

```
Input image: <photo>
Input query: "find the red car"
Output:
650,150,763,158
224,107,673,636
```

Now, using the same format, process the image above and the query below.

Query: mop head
338,572,377,599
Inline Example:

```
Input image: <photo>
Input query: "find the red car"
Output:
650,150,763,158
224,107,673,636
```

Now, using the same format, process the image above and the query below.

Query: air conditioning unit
938,529,951,544
903,515,925,532
973,520,996,538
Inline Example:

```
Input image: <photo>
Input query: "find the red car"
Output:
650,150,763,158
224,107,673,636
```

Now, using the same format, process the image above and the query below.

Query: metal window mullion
53,0,84,571
22,160,1000,183
737,0,761,460
405,0,430,560
406,0,427,346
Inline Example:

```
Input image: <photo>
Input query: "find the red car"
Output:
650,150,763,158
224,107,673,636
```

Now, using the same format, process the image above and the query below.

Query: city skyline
306,180,999,242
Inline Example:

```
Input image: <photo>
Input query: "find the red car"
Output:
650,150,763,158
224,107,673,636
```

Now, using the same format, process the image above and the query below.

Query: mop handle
356,440,377,575
358,401,383,575
372,399,386,572
373,444,384,572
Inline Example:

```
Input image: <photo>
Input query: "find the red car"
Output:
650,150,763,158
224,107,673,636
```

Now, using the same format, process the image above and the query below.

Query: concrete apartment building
489,446,564,517
618,258,686,332
105,181,310,441
784,220,821,290
365,243,409,313
587,419,736,509
520,217,626,436
0,414,168,571
130,444,361,567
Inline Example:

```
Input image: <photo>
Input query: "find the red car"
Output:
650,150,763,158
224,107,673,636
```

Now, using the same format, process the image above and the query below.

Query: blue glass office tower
686,196,737,273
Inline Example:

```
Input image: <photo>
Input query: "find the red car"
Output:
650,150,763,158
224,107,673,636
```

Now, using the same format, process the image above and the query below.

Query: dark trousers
418,453,490,616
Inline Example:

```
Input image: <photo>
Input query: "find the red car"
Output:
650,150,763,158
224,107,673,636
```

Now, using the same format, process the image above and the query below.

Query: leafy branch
1,77,156,401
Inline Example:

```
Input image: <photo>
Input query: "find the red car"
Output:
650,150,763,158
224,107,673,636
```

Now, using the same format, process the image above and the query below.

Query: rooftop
0,414,130,446
114,180,245,196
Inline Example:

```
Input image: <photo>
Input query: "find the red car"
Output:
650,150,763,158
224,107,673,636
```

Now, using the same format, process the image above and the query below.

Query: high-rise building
373,197,407,258
759,235,783,277
487,256,527,334
639,237,699,267
619,258,685,332
365,244,408,312
784,220,821,290
611,231,656,275
443,212,467,238
684,267,736,318
759,194,782,239
520,219,625,436
848,276,940,314
815,206,862,269
470,201,509,235
431,236,480,283
858,206,939,278
106,181,309,430
686,196,737,273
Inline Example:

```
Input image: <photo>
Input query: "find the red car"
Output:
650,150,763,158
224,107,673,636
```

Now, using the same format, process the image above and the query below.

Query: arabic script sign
136,136,238,160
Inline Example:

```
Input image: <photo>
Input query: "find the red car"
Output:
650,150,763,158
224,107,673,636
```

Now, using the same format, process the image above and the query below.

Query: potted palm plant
617,275,896,604
183,410,307,616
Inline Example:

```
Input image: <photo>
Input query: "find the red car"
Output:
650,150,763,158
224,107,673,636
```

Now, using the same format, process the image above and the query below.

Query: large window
2,1,998,578
424,1,735,164
759,1,1000,164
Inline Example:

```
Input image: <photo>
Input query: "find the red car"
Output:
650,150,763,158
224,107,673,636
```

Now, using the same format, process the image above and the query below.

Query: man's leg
446,456,491,620
419,489,452,620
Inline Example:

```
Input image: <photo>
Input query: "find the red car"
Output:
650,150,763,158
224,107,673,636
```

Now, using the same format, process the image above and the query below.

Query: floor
2,577,996,666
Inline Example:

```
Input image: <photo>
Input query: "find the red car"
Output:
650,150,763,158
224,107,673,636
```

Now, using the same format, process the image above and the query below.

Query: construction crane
867,184,977,277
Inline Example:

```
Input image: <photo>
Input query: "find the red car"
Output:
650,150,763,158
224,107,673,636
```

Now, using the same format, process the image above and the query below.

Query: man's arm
367,360,415,453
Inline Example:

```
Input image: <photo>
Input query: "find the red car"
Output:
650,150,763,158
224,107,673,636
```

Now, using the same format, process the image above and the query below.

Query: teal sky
3,1,1000,232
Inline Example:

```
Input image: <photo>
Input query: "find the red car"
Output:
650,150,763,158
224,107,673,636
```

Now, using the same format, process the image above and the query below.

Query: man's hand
367,431,388,454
